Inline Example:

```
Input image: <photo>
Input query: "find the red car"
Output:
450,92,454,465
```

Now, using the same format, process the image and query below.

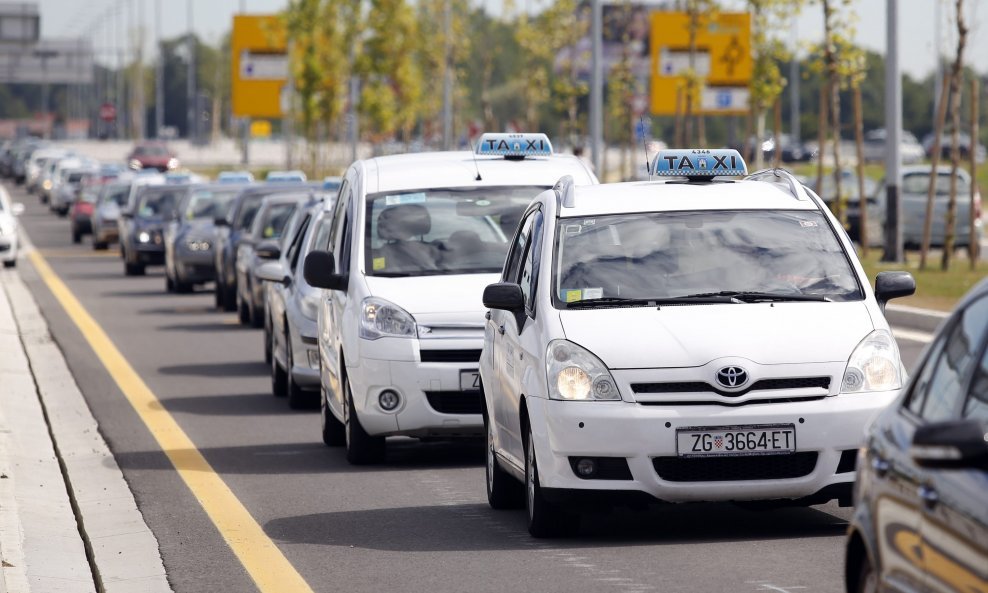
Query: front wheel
321,379,345,446
853,553,878,593
486,411,525,510
526,425,577,538
344,378,385,465
286,338,316,410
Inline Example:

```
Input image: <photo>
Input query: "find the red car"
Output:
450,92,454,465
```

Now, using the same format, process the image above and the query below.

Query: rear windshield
102,185,130,206
184,188,240,220
136,188,181,219
134,145,168,157
252,202,297,240
234,194,265,231
67,172,85,183
902,172,971,195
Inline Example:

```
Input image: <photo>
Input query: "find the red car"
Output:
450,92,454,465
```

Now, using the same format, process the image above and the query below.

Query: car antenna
471,139,483,181
640,115,651,180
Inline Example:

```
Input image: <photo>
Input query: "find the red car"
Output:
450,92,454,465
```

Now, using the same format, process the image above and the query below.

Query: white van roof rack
746,168,811,201
554,175,576,208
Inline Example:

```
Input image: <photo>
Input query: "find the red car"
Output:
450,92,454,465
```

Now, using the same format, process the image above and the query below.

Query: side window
519,211,543,314
327,181,349,249
312,216,333,253
337,210,352,276
503,213,535,283
964,346,988,421
909,296,988,422
286,215,311,271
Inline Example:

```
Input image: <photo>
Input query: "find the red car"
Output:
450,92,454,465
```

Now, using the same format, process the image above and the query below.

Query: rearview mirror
875,271,916,310
256,261,288,285
911,419,988,470
255,240,281,261
303,250,346,291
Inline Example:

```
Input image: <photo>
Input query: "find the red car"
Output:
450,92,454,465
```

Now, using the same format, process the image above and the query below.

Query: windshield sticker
564,289,583,303
373,257,386,271
799,220,818,228
582,219,596,226
582,287,603,299
564,224,583,235
385,192,427,206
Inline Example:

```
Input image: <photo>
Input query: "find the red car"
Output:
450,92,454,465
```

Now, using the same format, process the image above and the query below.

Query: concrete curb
885,303,950,335
0,270,95,593
1,270,172,593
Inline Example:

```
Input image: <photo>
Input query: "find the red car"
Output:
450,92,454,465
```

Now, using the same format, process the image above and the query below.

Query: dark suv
845,279,988,593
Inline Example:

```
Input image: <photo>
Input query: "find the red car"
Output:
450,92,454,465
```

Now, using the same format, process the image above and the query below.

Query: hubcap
526,438,536,519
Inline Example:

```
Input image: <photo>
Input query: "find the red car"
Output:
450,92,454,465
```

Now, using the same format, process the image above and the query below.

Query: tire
263,317,273,365
214,281,224,309
854,553,878,593
93,240,107,250
249,288,264,328
486,409,525,509
238,291,251,325
321,379,345,446
165,273,175,293
124,261,145,276
174,278,193,294
526,425,577,538
222,285,237,312
286,337,315,410
343,378,385,464
271,342,288,398
2,260,15,269
72,229,81,244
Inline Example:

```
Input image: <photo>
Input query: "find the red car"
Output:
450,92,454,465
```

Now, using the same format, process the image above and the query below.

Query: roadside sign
231,15,287,119
650,11,751,116
99,102,117,122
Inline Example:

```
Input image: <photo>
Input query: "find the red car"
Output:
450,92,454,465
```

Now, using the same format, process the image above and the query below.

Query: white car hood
364,273,498,317
559,301,875,368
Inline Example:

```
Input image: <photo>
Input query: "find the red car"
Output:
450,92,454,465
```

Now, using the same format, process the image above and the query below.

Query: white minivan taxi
480,149,918,537
303,134,598,464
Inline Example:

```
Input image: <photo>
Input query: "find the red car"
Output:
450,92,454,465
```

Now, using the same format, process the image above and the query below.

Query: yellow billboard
650,12,751,116
231,15,288,119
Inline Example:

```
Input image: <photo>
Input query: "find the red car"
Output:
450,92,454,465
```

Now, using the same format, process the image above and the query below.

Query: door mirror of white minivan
483,283,525,312
875,271,916,310
304,250,346,291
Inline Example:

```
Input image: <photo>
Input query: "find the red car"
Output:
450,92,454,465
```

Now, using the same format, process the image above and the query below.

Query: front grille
637,396,827,408
425,391,482,414
419,349,482,363
632,376,830,397
837,449,858,473
652,452,818,482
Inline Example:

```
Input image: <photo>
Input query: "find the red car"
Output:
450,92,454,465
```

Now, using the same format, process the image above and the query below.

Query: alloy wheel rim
526,439,535,519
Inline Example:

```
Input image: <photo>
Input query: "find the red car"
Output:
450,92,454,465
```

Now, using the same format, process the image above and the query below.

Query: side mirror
483,282,525,311
875,271,916,310
11,202,25,216
911,419,988,470
303,250,346,291
255,239,281,261
214,215,229,227
255,261,288,285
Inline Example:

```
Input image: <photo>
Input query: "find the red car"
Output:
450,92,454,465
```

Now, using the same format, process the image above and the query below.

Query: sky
37,0,988,80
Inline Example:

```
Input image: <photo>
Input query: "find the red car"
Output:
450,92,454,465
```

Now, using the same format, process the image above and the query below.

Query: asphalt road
7,180,928,593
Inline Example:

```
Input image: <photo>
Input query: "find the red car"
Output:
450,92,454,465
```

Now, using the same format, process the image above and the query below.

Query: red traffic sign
99,102,117,122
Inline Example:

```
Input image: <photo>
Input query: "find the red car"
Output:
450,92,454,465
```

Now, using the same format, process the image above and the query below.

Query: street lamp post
882,0,904,262
589,0,602,174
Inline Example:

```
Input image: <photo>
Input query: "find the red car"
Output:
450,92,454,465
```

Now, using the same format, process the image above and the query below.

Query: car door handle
918,485,939,509
871,456,890,477
497,325,505,335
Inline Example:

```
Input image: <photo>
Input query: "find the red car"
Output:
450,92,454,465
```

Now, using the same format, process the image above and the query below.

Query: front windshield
184,188,240,220
364,186,543,277
902,172,971,195
102,185,129,206
253,202,297,240
136,188,181,219
554,210,862,306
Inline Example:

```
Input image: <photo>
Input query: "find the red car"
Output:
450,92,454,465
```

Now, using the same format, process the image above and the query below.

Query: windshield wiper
566,295,736,309
680,290,831,303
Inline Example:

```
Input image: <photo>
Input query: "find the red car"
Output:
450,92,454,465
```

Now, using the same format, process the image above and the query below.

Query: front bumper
347,349,483,439
0,237,16,261
175,251,216,284
527,391,897,504
132,242,165,265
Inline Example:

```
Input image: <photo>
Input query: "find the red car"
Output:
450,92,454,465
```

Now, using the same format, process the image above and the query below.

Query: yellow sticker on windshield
564,289,582,302
373,257,386,271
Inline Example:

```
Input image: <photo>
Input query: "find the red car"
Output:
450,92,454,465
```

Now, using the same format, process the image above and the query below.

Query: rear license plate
676,424,796,458
459,370,480,392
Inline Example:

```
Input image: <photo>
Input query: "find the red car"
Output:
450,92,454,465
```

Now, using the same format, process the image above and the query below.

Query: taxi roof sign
652,149,747,178
476,133,553,159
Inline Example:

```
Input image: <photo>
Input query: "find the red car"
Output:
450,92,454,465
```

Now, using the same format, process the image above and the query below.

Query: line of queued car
2,134,984,591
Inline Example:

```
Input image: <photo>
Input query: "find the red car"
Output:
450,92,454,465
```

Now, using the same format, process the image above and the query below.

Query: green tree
359,0,422,142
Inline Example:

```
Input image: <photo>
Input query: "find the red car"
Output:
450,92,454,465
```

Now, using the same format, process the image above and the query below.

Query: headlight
185,238,211,251
42,179,52,191
300,289,320,321
545,340,621,401
129,159,142,170
359,297,416,340
138,231,151,243
841,330,903,393
167,158,179,170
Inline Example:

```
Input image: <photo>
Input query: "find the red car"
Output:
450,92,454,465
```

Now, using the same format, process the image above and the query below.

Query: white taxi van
303,134,598,464
480,149,918,537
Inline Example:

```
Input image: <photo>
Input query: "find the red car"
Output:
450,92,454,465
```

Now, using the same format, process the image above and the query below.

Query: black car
213,183,319,311
845,279,988,593
119,184,189,276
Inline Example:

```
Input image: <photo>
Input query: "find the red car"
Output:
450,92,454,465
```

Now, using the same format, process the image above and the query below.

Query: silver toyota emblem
716,366,749,389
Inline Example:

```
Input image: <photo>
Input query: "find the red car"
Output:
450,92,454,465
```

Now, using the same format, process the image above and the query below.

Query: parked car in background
217,171,254,184
0,184,24,268
265,170,307,183
51,165,98,216
91,178,134,250
119,184,187,275
867,165,982,249
127,142,178,172
922,130,987,163
70,182,100,243
25,147,67,193
845,277,988,593
235,193,305,326
861,129,925,164
164,184,247,293
213,184,310,312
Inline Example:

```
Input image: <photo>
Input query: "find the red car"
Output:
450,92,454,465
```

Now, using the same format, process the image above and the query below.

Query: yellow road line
27,250,314,593
38,249,119,259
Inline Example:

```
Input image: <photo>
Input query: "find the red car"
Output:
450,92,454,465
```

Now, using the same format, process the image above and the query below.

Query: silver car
164,184,246,293
91,180,133,250
260,199,334,409
867,165,983,248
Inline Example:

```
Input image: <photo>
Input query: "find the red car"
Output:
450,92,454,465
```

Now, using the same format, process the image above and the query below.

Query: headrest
378,203,431,241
